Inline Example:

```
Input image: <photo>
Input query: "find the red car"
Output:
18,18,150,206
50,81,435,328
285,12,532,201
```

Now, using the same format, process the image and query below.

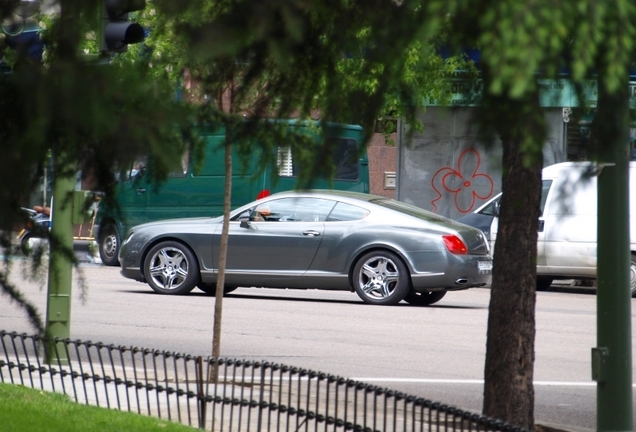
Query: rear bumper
410,255,492,292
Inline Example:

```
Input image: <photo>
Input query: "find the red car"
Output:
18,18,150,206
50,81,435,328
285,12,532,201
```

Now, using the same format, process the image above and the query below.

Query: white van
457,161,636,296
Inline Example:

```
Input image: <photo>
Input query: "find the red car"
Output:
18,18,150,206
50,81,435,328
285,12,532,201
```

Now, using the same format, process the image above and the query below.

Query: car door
218,197,337,286
542,170,597,272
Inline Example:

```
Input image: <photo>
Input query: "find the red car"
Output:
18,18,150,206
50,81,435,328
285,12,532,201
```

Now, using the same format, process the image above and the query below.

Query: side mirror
239,217,250,229
492,201,500,217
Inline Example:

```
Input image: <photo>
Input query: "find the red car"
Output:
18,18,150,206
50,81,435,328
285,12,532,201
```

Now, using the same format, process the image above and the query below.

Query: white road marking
351,378,636,387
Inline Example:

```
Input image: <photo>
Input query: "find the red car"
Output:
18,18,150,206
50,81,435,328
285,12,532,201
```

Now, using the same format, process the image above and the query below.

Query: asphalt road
1,261,635,431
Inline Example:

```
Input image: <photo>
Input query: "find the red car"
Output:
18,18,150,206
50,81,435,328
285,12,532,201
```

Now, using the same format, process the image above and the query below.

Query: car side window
326,202,370,221
248,197,336,222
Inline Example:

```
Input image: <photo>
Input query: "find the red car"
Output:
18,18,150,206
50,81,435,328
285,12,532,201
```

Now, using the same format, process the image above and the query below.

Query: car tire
536,277,553,292
144,241,199,295
403,290,447,306
630,254,636,298
353,250,411,305
197,284,238,295
99,224,121,267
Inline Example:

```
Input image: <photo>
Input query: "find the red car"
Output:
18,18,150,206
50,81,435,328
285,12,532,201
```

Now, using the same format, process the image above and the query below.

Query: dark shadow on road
118,289,486,309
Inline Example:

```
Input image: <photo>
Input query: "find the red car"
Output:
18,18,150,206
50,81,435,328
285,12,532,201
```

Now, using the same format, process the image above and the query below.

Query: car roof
259,189,457,225
267,189,385,202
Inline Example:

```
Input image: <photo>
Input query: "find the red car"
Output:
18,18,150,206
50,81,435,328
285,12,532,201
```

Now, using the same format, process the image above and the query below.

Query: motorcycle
18,206,51,255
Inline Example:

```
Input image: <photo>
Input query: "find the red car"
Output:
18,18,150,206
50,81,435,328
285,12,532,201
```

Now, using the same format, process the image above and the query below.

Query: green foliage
0,1,198,333
449,0,636,98
136,0,469,181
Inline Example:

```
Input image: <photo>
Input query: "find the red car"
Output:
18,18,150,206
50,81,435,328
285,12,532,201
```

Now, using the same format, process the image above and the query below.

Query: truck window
169,150,189,177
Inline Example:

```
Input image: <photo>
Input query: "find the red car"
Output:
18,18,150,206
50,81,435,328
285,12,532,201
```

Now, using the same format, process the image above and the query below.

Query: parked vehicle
457,161,636,296
18,206,51,255
95,122,370,266
118,190,492,305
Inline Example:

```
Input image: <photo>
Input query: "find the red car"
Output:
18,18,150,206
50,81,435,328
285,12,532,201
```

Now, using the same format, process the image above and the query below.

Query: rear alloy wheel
144,241,199,295
99,224,121,266
353,250,411,305
197,284,238,295
403,290,447,306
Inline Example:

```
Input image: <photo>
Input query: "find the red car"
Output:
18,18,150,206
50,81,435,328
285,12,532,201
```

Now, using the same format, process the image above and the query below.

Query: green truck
94,123,370,265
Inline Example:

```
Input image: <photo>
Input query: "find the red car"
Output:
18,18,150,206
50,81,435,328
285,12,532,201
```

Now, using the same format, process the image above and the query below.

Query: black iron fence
0,330,526,432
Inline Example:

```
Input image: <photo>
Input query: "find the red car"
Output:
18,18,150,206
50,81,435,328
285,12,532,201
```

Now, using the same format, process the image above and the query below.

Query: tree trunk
209,73,235,380
481,91,544,430
209,128,231,380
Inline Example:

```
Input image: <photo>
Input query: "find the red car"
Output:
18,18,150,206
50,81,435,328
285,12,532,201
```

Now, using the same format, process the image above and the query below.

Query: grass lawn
0,383,198,432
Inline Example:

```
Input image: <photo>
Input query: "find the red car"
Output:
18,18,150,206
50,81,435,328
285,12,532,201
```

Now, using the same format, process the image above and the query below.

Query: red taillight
443,234,468,255
257,189,270,199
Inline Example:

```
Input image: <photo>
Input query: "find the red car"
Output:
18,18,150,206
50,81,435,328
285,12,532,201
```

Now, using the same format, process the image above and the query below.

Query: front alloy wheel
144,241,199,295
353,250,411,305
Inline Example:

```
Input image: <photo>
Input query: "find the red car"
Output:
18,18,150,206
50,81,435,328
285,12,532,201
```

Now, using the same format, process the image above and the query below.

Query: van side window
332,138,359,181
277,147,293,177
169,150,189,177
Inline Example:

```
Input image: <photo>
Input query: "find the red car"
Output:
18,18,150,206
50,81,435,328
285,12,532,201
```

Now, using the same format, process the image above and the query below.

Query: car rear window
370,198,453,223
326,202,370,221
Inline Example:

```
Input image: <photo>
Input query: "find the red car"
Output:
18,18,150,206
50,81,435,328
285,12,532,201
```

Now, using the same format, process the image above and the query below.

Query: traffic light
101,0,146,54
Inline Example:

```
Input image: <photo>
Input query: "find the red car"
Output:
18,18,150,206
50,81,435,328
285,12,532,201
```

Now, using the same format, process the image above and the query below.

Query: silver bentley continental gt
118,190,492,305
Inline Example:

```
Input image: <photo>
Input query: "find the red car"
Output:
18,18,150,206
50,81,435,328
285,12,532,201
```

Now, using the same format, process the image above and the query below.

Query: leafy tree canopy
0,0,469,331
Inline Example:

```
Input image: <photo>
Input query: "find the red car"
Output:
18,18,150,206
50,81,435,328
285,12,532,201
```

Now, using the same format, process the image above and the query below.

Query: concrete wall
397,107,566,220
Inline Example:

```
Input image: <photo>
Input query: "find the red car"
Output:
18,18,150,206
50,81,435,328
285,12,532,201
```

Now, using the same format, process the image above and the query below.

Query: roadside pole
41,0,147,365
44,168,75,365
593,80,634,432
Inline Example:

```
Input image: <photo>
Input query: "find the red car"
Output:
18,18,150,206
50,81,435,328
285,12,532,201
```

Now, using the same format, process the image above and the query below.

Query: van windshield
540,180,552,215
476,180,552,217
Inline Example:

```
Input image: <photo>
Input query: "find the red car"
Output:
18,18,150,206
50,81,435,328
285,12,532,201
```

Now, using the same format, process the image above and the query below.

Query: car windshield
478,196,501,216
369,198,452,223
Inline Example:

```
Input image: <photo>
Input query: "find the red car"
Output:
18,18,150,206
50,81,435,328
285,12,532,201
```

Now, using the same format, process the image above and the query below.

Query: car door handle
136,188,147,194
302,230,321,237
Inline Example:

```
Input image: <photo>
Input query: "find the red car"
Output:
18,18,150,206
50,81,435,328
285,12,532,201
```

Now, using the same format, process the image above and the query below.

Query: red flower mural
431,149,494,213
